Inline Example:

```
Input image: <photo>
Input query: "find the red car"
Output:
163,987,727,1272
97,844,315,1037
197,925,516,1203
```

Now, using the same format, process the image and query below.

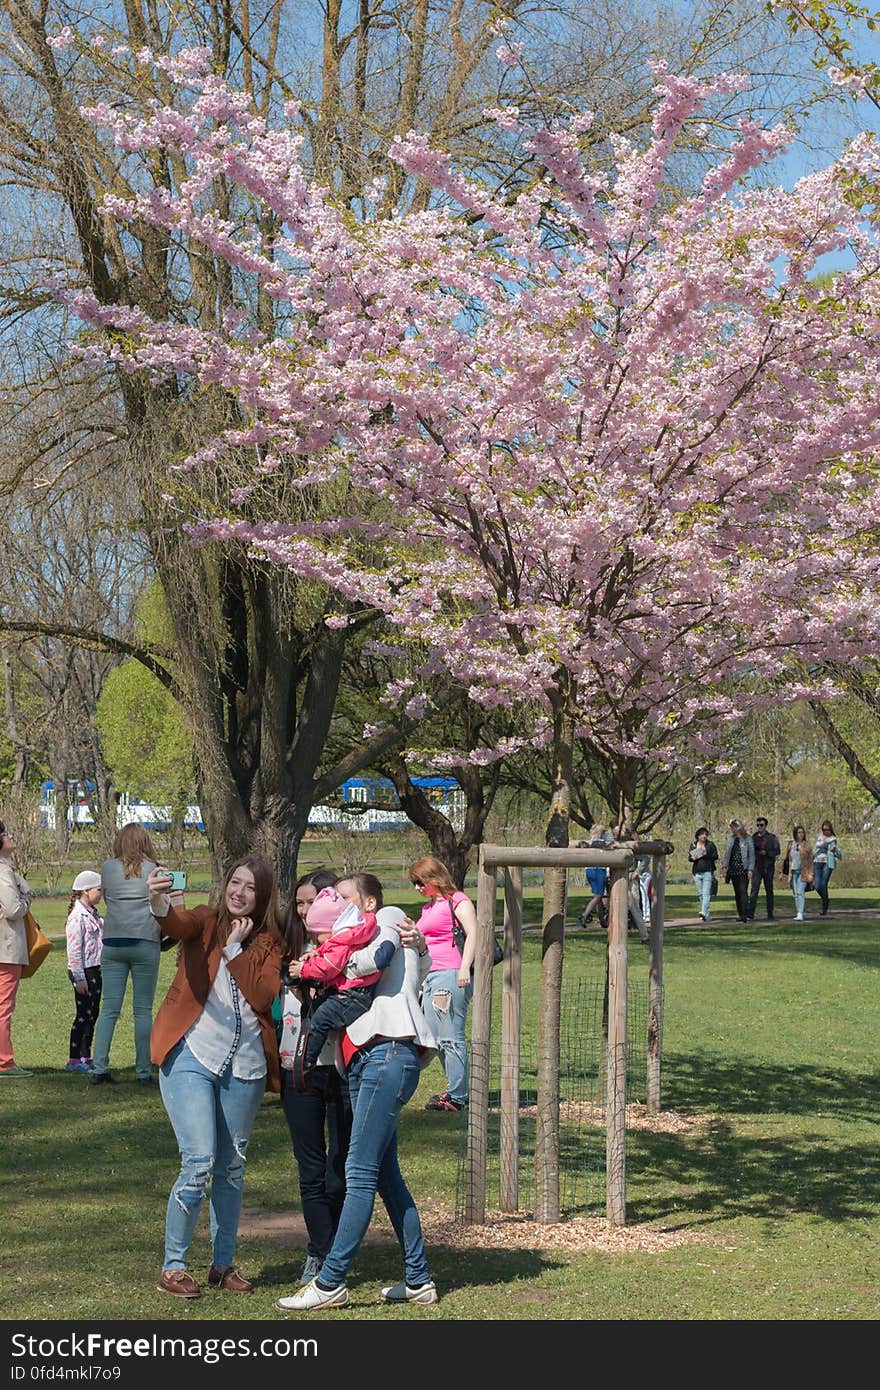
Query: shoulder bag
21,909,53,979
448,899,503,969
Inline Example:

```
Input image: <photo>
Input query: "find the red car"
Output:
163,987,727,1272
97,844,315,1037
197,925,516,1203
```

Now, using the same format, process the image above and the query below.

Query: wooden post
599,946,609,1106
535,863,565,1225
606,864,629,1226
647,852,667,1115
464,852,497,1223
470,845,633,1226
499,866,523,1212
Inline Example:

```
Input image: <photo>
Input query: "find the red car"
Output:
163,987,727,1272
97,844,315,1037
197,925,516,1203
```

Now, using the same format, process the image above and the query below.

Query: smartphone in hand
158,870,187,892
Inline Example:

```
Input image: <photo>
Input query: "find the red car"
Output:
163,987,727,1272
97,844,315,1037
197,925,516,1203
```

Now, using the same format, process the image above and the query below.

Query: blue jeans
791,870,806,917
422,968,472,1104
91,939,160,1079
693,872,713,919
159,1041,266,1270
813,861,833,912
317,1040,430,1290
304,987,373,1070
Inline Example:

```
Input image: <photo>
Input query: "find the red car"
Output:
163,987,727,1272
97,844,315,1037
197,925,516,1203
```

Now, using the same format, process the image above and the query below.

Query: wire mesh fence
455,969,651,1219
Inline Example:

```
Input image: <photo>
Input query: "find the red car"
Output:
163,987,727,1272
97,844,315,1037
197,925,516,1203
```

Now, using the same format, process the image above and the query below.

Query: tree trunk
50,747,70,858
2,652,29,783
381,759,496,887
535,688,575,1223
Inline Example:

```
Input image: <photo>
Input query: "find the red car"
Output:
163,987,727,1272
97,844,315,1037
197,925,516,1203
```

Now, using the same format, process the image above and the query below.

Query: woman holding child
277,870,378,1286
276,871,439,1311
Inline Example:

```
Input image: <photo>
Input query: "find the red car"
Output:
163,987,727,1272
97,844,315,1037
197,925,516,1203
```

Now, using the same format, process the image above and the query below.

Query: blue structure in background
308,775,461,831
41,776,461,833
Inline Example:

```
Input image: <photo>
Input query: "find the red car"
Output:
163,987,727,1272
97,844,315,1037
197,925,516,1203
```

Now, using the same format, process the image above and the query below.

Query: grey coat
722,833,755,876
101,857,160,942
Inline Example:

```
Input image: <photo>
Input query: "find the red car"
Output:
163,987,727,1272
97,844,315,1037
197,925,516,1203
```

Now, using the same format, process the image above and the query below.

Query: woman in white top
0,819,32,1077
812,820,842,917
147,854,283,1300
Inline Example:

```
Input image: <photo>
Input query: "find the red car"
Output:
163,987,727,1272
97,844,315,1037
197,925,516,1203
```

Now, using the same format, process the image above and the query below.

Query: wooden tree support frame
464,840,672,1228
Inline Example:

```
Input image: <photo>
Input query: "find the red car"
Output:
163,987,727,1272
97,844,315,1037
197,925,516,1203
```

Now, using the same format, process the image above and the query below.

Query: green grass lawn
2,911,878,1321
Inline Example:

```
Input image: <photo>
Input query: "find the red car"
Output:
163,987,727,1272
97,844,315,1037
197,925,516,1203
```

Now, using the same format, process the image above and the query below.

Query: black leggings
69,966,102,1059
280,1066,351,1260
729,873,750,922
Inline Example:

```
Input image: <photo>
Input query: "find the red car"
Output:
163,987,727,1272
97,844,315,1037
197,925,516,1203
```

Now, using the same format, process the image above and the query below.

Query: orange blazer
150,903,283,1093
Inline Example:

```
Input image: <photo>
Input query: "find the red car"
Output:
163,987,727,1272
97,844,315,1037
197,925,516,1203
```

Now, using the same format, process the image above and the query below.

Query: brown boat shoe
157,1269,202,1299
207,1264,253,1293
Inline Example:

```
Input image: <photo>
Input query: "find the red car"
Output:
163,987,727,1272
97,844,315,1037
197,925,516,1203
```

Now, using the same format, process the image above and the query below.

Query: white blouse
183,942,266,1082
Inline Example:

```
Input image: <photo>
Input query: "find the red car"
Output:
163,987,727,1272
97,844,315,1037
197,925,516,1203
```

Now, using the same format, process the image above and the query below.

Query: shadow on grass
658,918,880,973
627,1119,880,1226
662,1052,880,1121
260,1243,558,1292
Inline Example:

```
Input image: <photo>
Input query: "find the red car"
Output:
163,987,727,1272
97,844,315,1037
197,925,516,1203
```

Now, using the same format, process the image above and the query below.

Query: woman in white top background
812,820,842,917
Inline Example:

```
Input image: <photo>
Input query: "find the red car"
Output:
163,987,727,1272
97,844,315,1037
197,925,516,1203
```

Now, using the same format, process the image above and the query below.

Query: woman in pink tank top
409,856,478,1113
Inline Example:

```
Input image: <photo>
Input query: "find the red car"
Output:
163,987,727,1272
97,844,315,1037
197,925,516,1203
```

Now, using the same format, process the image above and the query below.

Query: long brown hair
409,856,457,899
215,854,282,948
113,823,159,879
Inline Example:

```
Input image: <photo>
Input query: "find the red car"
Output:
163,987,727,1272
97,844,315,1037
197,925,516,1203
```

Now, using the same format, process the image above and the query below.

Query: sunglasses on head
412,878,427,888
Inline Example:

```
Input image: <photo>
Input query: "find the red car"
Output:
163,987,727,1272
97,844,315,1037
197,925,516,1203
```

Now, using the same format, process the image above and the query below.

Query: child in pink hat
286,886,381,1089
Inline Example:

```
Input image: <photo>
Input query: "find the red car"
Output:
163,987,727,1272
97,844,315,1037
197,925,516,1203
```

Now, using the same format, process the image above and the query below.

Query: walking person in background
722,820,755,923
148,855,283,1299
748,816,781,921
782,825,812,921
409,856,477,1114
812,821,842,917
578,825,611,928
64,870,104,1073
688,827,719,922
0,819,33,1078
90,823,161,1086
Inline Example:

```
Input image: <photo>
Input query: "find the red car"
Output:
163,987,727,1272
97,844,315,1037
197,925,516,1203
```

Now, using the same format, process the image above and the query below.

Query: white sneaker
274,1279,349,1311
795,913,804,921
381,1280,438,1305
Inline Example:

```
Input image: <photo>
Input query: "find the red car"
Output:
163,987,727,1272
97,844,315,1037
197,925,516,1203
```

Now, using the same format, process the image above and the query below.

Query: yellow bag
20,909,52,979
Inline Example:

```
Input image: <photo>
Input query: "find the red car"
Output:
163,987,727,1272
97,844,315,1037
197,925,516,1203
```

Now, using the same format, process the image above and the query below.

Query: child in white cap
64,871,104,1073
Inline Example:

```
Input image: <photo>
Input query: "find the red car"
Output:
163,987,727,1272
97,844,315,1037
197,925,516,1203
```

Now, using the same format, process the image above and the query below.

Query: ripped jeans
159,1041,266,1271
421,968,472,1106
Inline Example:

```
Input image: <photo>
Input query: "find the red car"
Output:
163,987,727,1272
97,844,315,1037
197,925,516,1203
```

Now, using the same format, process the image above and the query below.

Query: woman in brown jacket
147,854,282,1300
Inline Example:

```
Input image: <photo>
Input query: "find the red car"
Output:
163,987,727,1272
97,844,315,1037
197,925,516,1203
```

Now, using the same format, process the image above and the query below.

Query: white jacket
346,908,438,1063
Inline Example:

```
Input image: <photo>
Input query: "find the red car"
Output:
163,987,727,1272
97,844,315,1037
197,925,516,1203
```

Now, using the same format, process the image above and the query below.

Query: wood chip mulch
413,1198,717,1254
514,1101,721,1134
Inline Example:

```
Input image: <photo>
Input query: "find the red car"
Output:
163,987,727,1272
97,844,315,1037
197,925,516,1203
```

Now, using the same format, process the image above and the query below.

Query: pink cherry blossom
63,53,880,789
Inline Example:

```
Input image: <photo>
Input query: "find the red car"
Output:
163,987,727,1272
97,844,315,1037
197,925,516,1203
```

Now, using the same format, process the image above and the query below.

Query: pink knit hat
305,886,347,936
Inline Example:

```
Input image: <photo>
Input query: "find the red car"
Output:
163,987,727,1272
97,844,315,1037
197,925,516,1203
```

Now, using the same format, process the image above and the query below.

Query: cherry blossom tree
69,51,880,812
67,48,880,1218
